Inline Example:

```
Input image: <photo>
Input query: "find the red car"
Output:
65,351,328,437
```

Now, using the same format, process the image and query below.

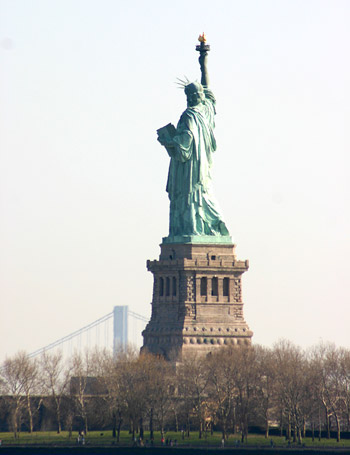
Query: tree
140,353,174,439
229,346,259,443
39,351,70,433
311,343,344,442
69,350,93,434
0,352,38,437
273,340,310,444
120,352,148,440
22,356,39,433
206,348,237,440
90,348,127,441
253,345,276,438
339,348,350,431
176,354,210,439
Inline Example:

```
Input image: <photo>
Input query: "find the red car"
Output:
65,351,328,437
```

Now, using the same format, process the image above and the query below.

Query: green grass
0,430,350,448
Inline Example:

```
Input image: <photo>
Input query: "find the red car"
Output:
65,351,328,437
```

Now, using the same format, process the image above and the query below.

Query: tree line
1,340,350,444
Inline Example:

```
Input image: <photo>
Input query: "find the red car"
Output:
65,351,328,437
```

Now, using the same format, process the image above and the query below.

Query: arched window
200,277,207,296
166,277,170,296
159,277,164,296
223,277,229,297
212,277,218,296
172,277,177,296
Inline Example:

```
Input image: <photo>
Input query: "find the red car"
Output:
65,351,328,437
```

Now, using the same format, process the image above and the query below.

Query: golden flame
198,33,207,43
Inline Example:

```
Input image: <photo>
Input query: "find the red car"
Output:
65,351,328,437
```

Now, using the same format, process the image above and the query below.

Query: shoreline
1,445,350,454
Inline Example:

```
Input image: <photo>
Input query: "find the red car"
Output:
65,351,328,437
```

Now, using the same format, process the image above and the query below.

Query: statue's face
186,90,204,107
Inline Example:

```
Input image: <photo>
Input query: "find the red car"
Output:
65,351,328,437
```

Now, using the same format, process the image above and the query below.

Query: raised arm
196,33,210,87
199,51,209,87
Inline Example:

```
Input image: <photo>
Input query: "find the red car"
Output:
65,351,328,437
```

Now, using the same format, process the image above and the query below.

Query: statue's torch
196,33,210,55
196,33,210,86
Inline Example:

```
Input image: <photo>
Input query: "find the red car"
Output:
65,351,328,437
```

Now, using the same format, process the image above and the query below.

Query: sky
1,0,349,362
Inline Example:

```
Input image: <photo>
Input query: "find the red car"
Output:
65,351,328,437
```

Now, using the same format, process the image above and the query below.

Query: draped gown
166,88,229,238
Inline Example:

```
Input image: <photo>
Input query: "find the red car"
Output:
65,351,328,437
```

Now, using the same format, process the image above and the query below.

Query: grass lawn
1,430,350,449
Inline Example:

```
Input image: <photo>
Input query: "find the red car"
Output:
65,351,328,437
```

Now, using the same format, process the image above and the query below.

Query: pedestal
141,242,253,361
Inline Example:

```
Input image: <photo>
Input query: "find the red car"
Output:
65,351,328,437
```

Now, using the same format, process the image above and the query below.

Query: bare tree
90,348,127,441
339,348,350,431
116,349,149,441
22,356,39,433
0,352,38,437
254,345,276,438
230,346,259,443
310,343,344,442
273,340,310,444
206,348,237,440
69,350,93,434
39,351,70,433
176,354,210,439
140,353,174,439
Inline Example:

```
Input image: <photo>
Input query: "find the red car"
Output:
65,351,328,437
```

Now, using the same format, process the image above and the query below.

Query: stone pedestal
141,243,253,361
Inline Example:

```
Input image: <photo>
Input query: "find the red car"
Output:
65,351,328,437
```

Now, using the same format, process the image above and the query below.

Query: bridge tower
113,305,128,353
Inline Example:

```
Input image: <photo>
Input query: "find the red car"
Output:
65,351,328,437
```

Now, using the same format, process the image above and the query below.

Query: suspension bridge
27,306,149,360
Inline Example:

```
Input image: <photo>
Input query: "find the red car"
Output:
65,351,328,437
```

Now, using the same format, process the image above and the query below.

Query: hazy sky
1,0,349,362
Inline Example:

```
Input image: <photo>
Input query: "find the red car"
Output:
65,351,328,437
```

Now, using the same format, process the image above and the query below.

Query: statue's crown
184,81,203,96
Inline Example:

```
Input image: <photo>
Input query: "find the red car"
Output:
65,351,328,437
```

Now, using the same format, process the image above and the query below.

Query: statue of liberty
157,35,231,244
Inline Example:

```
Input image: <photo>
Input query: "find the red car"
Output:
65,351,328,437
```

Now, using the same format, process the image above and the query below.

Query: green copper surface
157,39,231,245
162,235,233,245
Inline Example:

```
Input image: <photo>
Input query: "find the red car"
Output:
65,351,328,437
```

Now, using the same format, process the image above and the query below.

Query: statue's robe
166,88,229,237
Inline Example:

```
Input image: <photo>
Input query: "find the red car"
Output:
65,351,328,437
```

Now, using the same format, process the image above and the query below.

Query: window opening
212,277,218,296
159,277,164,296
172,277,177,296
223,277,229,296
166,277,170,296
200,277,207,296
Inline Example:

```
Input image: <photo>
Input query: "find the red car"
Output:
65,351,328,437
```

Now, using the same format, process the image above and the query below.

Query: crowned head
184,81,205,107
